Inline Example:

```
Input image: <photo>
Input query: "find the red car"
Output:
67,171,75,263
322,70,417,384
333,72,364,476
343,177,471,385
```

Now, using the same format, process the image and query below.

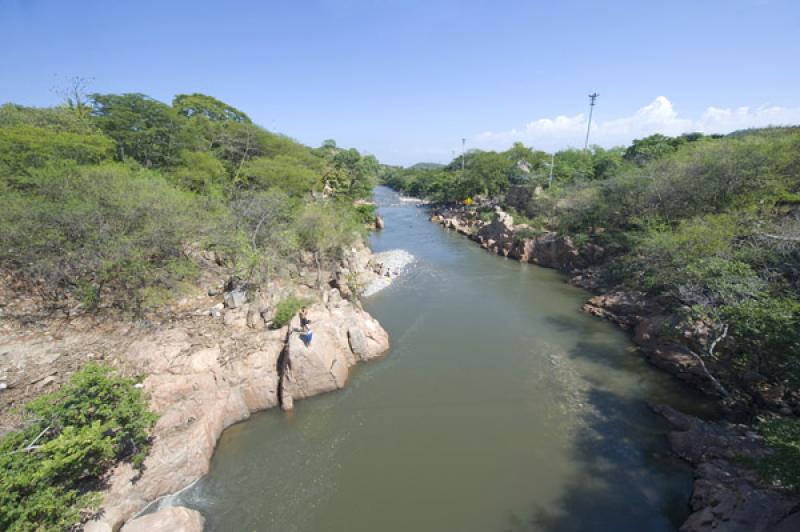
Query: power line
584,92,598,151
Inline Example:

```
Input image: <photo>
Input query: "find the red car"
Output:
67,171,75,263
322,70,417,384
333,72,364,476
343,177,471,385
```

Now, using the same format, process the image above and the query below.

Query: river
175,186,713,531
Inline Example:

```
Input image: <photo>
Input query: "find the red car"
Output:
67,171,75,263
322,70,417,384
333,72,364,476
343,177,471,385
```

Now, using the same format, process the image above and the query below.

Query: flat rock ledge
115,506,204,532
82,298,388,531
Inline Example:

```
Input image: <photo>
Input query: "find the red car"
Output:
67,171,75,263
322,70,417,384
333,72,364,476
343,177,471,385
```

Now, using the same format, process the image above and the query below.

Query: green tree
90,93,186,167
172,93,251,123
239,154,318,196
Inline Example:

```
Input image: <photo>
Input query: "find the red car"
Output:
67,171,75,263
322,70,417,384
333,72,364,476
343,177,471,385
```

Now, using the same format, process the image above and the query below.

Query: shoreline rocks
653,405,799,532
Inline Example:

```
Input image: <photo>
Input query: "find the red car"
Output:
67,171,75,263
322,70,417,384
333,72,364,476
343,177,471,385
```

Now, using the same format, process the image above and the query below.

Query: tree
591,146,626,181
553,148,594,183
90,93,186,167
321,148,378,200
240,154,318,196
463,151,512,198
172,93,251,123
624,134,678,166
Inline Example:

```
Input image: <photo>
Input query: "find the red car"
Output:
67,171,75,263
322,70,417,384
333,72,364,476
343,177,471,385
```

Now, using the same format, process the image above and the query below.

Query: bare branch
708,323,729,359
3,426,50,456
686,349,729,397
756,232,800,243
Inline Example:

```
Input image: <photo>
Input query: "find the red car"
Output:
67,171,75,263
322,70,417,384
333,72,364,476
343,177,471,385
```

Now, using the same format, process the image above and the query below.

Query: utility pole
584,92,598,151
461,138,466,171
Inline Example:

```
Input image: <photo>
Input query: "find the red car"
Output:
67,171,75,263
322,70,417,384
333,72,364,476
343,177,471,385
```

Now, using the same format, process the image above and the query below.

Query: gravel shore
362,249,414,297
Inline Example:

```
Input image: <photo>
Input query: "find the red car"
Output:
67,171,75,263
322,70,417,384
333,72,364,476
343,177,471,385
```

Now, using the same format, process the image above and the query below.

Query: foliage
0,124,113,176
169,149,227,195
172,93,251,123
723,297,800,378
0,94,375,312
0,163,205,311
240,154,318,196
623,132,708,166
322,148,379,199
91,93,186,167
0,365,156,531
353,203,378,225
753,417,800,492
296,201,364,266
271,296,309,329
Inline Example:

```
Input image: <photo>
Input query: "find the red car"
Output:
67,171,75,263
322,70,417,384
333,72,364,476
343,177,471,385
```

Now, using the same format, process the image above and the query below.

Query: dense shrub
0,163,205,310
353,203,378,225
271,296,309,328
0,124,113,176
0,365,156,531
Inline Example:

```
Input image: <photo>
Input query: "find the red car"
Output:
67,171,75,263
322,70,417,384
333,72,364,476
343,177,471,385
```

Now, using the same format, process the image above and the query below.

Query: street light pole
584,92,598,151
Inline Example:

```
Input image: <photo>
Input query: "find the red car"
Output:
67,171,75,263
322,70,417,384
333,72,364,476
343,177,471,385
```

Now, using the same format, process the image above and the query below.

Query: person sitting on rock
299,307,312,347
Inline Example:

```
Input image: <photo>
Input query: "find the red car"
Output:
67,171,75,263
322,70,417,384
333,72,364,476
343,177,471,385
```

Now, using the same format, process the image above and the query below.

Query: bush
0,365,156,531
723,297,800,379
753,417,800,491
271,296,308,329
353,203,378,225
0,124,113,177
0,163,207,310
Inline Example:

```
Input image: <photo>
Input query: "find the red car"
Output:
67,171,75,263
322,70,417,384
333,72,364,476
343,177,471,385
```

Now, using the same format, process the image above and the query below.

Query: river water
176,186,712,531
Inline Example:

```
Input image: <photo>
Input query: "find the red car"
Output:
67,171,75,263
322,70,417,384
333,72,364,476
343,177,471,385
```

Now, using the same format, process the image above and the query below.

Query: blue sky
2,0,799,165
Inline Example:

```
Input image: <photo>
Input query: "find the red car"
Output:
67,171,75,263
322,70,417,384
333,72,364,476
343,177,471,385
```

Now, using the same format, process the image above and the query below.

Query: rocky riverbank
653,405,800,531
0,241,400,531
429,203,800,531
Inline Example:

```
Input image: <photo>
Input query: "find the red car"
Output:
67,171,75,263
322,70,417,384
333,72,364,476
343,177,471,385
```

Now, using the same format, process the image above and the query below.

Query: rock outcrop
279,302,389,407
432,206,597,272
72,293,390,531
2,251,391,532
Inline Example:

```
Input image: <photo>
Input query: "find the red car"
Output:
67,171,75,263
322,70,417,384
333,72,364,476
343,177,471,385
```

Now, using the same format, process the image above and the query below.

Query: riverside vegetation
0,365,155,531
0,92,380,315
0,91,382,530
384,129,800,493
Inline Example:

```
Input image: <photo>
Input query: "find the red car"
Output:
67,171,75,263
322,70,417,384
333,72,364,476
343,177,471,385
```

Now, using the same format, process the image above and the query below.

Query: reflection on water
175,186,712,531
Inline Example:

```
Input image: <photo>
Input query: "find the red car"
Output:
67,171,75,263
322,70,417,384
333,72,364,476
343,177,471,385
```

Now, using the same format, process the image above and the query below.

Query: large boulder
223,289,247,309
121,506,204,532
476,207,515,251
280,303,389,406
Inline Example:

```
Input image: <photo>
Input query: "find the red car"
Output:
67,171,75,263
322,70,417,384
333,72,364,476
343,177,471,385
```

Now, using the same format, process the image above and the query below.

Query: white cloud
473,96,800,152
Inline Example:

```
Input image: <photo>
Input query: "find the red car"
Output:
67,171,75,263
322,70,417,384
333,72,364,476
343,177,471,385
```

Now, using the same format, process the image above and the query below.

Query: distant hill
408,162,445,170
726,125,800,139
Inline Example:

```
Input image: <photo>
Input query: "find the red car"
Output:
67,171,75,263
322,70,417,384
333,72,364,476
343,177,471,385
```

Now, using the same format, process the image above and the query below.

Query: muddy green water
176,186,712,531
